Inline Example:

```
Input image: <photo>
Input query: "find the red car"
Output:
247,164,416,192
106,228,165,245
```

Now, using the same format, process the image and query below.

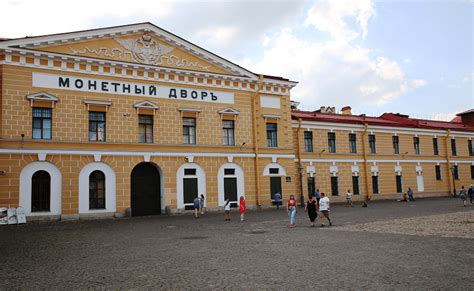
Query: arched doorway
131,162,161,216
31,170,51,212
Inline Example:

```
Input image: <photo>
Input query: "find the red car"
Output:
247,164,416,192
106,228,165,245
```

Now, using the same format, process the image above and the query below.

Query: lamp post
449,166,457,197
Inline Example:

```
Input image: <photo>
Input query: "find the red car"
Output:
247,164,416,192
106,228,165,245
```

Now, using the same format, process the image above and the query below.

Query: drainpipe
445,129,454,196
362,123,371,200
251,75,264,208
297,118,304,206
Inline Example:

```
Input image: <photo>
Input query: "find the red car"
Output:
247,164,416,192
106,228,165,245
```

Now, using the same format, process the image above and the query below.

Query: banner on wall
32,72,235,104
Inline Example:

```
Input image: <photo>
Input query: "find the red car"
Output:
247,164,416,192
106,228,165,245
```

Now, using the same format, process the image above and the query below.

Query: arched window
31,170,51,212
89,170,106,209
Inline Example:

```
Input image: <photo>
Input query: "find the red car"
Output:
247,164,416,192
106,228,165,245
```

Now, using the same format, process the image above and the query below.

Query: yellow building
292,107,474,202
0,23,472,220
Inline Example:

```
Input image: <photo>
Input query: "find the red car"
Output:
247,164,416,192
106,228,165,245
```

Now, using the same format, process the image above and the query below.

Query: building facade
292,107,474,202
0,23,473,220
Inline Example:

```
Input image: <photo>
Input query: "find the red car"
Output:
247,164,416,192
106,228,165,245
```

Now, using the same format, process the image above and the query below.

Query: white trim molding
176,163,206,210
19,162,62,217
78,162,116,215
263,163,287,176
217,163,245,207
133,100,160,109
26,92,58,102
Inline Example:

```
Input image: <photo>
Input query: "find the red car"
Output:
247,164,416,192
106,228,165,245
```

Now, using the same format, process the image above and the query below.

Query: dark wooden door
270,177,282,200
31,170,50,212
131,163,161,216
183,178,198,210
224,177,238,207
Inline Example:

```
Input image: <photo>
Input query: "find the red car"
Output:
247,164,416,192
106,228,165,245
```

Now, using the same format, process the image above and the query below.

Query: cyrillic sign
32,72,234,104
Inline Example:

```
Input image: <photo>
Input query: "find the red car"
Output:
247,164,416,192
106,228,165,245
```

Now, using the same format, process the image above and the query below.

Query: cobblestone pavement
0,197,473,290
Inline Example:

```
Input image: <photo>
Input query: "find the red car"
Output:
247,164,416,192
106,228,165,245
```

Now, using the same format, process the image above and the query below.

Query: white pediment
218,107,240,115
133,100,160,109
0,22,257,79
26,92,58,102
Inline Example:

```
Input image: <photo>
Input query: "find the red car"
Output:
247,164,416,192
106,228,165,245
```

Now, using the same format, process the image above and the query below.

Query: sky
1,0,473,120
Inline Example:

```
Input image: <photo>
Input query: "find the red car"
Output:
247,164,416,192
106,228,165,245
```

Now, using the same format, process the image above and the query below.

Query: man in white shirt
319,192,332,227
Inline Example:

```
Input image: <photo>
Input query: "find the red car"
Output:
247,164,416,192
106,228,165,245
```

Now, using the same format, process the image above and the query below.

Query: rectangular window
451,139,457,156
433,138,439,156
396,175,403,193
266,123,278,147
138,115,153,143
328,132,336,153
269,168,279,174
372,175,379,194
413,137,420,155
183,117,196,144
453,165,459,180
307,177,315,197
392,136,400,154
435,165,442,180
331,176,339,196
224,168,235,175
469,140,474,156
89,111,106,142
304,131,313,152
471,165,474,179
352,176,360,195
349,133,357,153
32,107,52,140
184,169,196,176
369,134,376,154
222,120,235,146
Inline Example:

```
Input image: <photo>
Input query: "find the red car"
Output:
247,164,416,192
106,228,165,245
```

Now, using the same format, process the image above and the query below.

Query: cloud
410,79,427,88
305,0,375,41
249,0,425,110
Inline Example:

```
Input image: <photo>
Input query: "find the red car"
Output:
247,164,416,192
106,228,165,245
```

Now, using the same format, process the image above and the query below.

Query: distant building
0,23,472,220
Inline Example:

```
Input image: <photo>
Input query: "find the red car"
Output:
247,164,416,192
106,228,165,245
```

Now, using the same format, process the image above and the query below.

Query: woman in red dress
239,196,246,222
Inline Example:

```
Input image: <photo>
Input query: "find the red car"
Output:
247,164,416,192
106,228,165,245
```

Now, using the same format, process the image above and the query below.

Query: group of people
193,194,206,218
400,187,416,202
459,185,474,207
194,194,247,222
287,192,332,228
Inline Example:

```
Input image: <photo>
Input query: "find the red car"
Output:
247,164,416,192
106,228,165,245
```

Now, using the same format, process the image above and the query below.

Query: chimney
341,106,352,115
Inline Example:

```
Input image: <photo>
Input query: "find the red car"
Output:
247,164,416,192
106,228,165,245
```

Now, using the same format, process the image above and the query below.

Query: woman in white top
224,198,231,221
319,192,332,227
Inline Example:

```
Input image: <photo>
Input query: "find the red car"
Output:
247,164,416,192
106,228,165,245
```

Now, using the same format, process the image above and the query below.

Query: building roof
292,111,474,132
0,22,296,85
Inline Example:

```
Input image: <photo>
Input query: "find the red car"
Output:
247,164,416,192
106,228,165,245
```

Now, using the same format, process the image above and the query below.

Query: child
224,198,231,221
239,196,246,222
346,189,353,207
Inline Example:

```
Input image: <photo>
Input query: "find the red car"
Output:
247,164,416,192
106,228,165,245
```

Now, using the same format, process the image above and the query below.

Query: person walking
274,192,282,210
199,194,206,215
287,194,297,227
319,192,332,227
224,198,231,221
468,185,474,204
459,186,467,207
304,195,318,227
193,196,201,218
239,196,246,222
346,189,353,207
407,187,415,202
315,189,321,203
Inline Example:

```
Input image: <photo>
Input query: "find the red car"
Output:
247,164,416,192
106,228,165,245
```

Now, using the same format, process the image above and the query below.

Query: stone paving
0,197,473,290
